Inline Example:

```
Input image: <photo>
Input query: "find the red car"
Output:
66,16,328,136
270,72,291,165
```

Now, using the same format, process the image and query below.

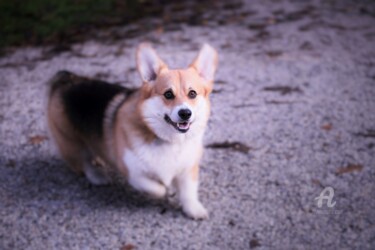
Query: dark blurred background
0,0,233,48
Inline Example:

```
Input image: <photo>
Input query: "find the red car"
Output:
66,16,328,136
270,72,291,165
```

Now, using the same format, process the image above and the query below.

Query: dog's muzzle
164,114,191,133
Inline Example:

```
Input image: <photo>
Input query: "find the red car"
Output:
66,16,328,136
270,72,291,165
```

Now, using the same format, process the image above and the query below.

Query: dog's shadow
4,155,177,216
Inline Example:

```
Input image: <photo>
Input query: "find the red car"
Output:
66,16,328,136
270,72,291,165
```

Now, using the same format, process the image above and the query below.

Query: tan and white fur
47,43,218,219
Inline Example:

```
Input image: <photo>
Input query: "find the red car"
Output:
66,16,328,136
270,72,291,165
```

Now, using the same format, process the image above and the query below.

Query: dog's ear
137,43,167,83
190,44,218,82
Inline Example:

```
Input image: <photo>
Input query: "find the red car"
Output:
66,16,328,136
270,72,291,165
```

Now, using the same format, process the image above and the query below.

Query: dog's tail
48,70,82,97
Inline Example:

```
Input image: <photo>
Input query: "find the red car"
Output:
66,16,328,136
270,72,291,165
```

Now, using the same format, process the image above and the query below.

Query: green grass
0,0,144,48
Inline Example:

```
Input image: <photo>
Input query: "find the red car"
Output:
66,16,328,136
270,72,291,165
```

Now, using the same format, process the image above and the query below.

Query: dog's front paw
183,201,209,220
147,185,167,199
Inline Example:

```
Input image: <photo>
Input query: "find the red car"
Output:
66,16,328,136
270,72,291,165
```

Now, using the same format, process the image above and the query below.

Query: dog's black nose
178,109,192,120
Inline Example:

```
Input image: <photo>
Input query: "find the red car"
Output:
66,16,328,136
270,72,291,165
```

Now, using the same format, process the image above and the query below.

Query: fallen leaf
249,239,261,248
212,88,223,94
336,164,363,175
228,219,236,227
266,50,283,57
265,100,298,105
311,178,322,186
215,80,227,85
300,41,314,50
263,85,303,95
121,244,136,250
248,23,267,30
206,141,251,154
354,129,375,138
155,26,164,35
221,43,232,49
321,123,332,131
29,135,48,145
6,159,16,168
267,17,276,25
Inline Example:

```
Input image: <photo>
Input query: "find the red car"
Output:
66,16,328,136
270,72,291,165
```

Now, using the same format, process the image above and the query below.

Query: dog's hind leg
48,124,85,175
53,132,110,185
83,156,111,186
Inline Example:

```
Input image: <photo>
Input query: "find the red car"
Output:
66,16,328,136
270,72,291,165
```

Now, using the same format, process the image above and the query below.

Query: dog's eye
164,90,175,100
188,90,197,99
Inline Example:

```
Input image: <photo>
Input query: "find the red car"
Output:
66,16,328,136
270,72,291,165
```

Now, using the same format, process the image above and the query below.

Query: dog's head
136,43,218,142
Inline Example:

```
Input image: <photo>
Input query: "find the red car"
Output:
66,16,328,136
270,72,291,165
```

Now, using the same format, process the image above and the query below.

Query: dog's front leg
128,174,167,199
124,151,167,198
177,164,208,220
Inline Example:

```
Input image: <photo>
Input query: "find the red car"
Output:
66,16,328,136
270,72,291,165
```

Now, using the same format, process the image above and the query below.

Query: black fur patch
61,79,134,138
49,71,79,96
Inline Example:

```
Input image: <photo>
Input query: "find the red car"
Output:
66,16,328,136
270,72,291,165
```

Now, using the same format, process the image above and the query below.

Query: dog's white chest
123,138,201,186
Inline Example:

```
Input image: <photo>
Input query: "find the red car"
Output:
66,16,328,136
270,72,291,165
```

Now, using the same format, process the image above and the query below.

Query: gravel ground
1,0,375,249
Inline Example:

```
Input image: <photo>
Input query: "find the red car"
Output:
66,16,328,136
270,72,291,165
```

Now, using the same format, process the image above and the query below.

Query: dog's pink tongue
177,122,190,129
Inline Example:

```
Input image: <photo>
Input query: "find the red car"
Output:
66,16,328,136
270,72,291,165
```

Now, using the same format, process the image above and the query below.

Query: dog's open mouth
164,115,191,133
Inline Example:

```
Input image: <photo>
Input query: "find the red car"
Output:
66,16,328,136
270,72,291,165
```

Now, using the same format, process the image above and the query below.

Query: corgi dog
47,43,218,219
